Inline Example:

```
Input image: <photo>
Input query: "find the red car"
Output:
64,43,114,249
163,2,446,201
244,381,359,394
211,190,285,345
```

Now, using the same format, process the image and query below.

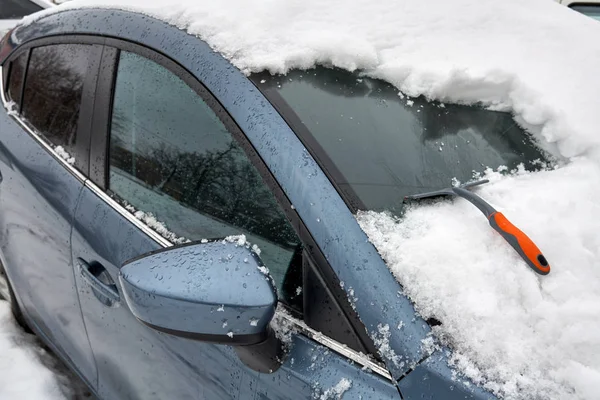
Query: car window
6,51,26,106
570,4,600,21
22,44,94,160
108,50,302,310
0,0,43,19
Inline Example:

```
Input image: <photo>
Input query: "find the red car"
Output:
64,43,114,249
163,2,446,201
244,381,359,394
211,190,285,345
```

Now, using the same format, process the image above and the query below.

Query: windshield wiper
405,179,550,275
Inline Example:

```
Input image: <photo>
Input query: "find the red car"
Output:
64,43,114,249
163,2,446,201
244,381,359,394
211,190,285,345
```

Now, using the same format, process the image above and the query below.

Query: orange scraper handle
488,212,550,275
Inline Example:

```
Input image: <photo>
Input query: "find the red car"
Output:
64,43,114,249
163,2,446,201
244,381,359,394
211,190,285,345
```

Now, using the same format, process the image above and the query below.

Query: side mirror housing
119,240,277,346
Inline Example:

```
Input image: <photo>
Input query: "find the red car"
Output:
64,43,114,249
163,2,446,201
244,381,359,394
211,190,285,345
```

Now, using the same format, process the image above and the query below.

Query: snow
270,306,297,347
358,161,600,400
5,101,17,116
53,146,74,166
16,0,600,398
370,324,403,369
318,378,352,400
0,302,86,399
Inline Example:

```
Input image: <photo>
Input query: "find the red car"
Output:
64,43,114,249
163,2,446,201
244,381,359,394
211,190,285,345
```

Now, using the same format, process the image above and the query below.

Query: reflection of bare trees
22,44,90,149
111,139,297,248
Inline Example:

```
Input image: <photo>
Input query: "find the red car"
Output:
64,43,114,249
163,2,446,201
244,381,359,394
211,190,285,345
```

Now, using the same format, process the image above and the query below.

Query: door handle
77,258,120,303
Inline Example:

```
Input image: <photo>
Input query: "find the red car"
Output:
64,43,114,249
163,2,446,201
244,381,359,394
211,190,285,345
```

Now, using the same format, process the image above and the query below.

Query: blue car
0,7,545,400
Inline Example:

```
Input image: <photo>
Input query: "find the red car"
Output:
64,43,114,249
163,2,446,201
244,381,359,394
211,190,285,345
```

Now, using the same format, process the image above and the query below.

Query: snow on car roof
24,0,600,398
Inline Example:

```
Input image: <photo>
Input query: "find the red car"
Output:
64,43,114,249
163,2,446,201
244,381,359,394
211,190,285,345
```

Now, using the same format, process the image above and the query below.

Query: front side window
7,51,27,106
108,50,302,309
22,44,94,155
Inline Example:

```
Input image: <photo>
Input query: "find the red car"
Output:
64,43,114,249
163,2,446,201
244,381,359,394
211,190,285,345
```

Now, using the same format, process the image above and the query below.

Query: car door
0,40,99,388
70,41,400,399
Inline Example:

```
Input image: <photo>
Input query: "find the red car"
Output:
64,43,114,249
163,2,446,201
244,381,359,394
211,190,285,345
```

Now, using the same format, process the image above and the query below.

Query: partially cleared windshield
253,67,548,213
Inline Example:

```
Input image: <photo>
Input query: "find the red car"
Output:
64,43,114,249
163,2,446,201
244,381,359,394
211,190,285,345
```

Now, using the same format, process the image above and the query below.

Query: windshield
0,0,43,19
253,67,549,213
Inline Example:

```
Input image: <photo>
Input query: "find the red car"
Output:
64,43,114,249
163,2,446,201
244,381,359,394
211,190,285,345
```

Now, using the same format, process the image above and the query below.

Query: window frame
2,37,104,177
90,38,380,358
5,49,29,111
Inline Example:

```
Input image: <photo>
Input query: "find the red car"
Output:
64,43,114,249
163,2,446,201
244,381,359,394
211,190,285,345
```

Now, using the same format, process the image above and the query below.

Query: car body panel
0,102,97,386
71,169,400,399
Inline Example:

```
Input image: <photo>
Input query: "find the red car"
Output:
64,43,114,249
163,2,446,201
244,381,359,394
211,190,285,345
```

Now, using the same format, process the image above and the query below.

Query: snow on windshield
26,0,600,398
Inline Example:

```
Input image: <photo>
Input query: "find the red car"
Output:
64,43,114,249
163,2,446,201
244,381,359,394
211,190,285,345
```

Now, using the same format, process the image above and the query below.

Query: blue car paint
0,112,97,383
120,241,277,338
0,8,498,400
399,350,495,400
70,175,400,399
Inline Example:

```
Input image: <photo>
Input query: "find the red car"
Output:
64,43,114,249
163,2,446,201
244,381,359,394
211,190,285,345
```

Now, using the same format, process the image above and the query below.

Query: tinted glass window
22,44,93,154
7,51,26,106
109,51,302,307
255,67,548,214
570,5,600,21
0,0,43,19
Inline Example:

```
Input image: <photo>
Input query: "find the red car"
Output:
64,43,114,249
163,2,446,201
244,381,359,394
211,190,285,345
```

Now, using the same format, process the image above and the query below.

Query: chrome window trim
0,64,393,382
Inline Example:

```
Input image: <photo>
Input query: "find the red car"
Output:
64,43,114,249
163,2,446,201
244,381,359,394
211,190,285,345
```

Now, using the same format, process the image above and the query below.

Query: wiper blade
405,179,550,275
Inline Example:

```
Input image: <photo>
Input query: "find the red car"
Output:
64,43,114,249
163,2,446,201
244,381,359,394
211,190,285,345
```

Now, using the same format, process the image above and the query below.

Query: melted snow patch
318,378,352,400
270,306,297,347
357,161,600,400
122,202,188,244
5,101,18,116
53,146,75,165
370,324,403,369
224,234,247,246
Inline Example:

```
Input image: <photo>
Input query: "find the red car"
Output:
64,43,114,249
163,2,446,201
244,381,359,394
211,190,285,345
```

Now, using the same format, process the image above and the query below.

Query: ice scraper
405,179,550,275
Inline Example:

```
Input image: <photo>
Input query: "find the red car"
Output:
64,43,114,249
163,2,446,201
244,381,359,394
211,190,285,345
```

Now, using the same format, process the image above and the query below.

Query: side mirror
119,240,277,346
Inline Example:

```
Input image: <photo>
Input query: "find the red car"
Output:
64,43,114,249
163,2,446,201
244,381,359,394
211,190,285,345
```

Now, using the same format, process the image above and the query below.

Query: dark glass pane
22,44,92,153
571,5,600,21
0,0,43,19
109,51,302,307
256,67,548,214
7,51,26,106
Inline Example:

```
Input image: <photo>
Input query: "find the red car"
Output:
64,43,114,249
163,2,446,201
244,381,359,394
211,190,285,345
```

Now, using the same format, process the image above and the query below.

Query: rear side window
22,44,94,155
0,0,43,19
7,51,27,106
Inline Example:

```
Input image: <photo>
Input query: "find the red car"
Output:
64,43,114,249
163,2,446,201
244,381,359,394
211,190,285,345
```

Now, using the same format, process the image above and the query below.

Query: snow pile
358,160,600,399
0,302,70,399
24,0,600,397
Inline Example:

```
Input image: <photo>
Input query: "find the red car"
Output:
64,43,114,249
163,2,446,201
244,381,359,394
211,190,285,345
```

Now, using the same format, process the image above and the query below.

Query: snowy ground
0,301,93,400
